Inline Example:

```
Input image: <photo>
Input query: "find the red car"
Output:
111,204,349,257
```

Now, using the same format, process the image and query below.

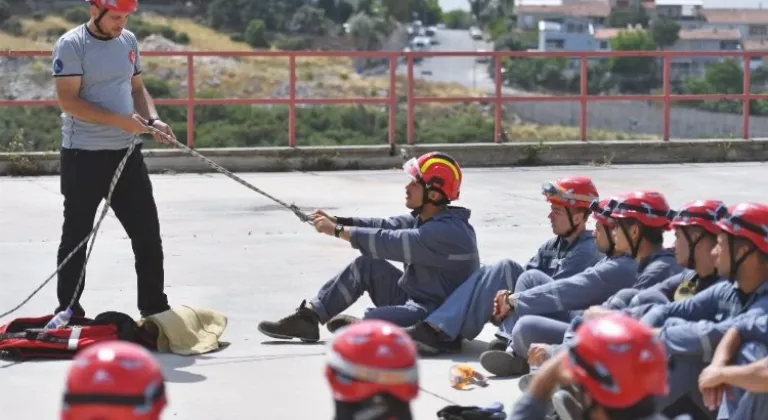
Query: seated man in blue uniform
482,191,683,377
257,152,480,343
698,319,768,420
509,312,682,420
406,176,604,355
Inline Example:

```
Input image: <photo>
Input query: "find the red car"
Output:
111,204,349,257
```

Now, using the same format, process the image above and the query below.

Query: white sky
438,0,765,11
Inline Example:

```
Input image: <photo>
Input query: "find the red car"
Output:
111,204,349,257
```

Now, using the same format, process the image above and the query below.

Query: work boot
406,322,462,355
326,314,360,333
479,350,529,377
487,337,508,351
257,300,320,342
551,389,583,420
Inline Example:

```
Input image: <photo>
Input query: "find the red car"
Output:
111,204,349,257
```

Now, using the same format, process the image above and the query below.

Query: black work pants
56,144,169,317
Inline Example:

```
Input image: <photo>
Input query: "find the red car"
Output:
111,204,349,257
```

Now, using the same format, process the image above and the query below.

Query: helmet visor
542,182,596,205
402,157,422,181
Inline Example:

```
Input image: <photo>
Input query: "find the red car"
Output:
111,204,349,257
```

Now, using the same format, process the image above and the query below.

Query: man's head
402,152,462,213
61,340,166,420
607,191,671,258
564,313,668,420
589,198,617,255
86,0,137,38
541,176,599,238
326,320,418,420
669,199,726,271
712,202,768,283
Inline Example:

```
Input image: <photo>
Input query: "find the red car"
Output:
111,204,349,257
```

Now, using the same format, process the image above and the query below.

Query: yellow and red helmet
403,152,462,201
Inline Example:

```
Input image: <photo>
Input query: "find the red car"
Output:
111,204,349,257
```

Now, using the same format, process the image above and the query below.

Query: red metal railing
1,49,767,147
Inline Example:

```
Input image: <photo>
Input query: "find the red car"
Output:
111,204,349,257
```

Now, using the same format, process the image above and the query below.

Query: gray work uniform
634,248,685,290
496,254,638,355
53,24,142,150
639,280,768,413
425,230,602,341
309,207,480,327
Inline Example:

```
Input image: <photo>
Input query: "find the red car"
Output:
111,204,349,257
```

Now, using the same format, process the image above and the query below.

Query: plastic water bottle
44,308,73,330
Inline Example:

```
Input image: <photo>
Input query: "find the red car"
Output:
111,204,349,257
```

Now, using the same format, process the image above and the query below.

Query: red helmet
668,200,727,235
542,176,599,209
589,197,617,228
87,0,138,13
564,312,668,409
403,152,462,201
325,320,419,403
61,341,166,420
717,202,768,254
609,191,671,228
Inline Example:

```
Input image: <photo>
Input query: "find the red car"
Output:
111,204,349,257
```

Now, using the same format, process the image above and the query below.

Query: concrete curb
1,139,767,176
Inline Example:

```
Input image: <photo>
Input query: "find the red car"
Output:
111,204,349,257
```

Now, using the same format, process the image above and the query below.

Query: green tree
650,18,680,49
468,0,491,24
609,29,657,93
443,9,473,29
0,1,12,24
289,5,330,35
244,19,269,48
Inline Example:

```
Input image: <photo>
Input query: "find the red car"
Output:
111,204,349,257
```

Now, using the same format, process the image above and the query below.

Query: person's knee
736,342,768,365
606,288,640,309
515,269,549,292
510,316,538,356
631,290,668,306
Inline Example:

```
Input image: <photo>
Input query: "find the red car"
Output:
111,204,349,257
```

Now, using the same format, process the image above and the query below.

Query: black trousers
56,144,169,317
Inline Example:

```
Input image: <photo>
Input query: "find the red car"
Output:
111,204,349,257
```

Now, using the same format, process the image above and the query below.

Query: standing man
52,0,175,318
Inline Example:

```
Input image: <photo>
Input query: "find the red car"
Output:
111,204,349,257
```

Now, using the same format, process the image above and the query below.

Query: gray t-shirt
51,24,142,150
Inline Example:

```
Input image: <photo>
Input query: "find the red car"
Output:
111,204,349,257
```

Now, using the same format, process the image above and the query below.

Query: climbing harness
0,126,311,321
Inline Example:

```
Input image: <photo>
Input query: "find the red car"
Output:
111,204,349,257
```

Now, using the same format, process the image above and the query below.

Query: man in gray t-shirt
52,0,175,318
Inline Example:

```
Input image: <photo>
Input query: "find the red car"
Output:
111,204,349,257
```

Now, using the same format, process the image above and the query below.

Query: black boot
326,314,361,333
406,322,462,355
257,300,320,342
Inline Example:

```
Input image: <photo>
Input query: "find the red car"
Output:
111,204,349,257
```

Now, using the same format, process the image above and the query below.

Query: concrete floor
1,162,767,419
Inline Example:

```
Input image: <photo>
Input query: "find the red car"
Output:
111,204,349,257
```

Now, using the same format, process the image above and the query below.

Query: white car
475,48,490,63
469,26,483,40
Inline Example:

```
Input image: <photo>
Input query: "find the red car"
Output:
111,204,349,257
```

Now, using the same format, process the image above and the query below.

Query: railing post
743,54,751,140
289,54,297,147
494,52,502,143
186,53,195,148
662,53,671,141
388,52,397,151
579,55,587,141
407,54,415,145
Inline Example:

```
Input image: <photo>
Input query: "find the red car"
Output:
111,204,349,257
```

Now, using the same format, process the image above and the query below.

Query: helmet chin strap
90,4,113,39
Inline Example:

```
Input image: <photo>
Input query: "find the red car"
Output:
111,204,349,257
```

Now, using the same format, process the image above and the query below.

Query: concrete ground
2,162,768,419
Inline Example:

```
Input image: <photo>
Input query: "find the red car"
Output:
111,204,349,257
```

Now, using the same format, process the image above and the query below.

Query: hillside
0,5,653,155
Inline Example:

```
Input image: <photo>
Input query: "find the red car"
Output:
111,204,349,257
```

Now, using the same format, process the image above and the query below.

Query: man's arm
52,37,137,131
340,223,476,268
640,284,721,328
716,358,768,392
336,214,415,230
512,258,636,316
131,76,159,122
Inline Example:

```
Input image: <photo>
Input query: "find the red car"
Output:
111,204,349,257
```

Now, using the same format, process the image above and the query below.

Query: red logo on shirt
128,50,136,64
